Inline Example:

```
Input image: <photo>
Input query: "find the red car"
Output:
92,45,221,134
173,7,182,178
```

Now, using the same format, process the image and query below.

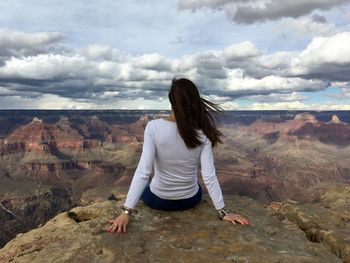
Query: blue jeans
140,182,202,211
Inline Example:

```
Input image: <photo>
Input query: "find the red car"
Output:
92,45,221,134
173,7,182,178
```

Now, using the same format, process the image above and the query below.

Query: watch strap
217,207,230,220
120,205,137,215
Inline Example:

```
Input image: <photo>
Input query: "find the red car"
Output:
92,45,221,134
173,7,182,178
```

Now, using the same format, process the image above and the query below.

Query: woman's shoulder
145,118,170,130
147,118,162,124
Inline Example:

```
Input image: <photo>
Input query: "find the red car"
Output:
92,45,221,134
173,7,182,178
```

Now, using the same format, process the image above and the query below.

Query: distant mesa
293,112,318,123
58,116,69,123
59,116,69,122
139,114,149,121
90,115,99,120
56,116,71,126
31,117,43,123
328,115,344,124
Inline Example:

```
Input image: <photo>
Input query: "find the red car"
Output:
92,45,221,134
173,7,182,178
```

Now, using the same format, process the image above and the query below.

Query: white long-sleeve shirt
124,118,225,210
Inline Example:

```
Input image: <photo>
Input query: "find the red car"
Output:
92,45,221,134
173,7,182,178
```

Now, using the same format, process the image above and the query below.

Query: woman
108,78,251,234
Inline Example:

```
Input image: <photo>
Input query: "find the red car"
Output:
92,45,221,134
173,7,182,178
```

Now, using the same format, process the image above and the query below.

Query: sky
1,0,350,110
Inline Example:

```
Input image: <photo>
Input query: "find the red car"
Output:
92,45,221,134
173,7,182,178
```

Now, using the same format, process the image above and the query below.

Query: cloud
79,45,124,62
0,28,67,63
0,54,93,80
0,93,92,109
247,101,350,110
177,0,236,10
133,53,172,72
311,13,328,23
2,29,350,109
276,16,335,37
220,101,240,110
243,91,309,103
233,0,350,24
328,82,350,99
178,0,350,24
290,32,350,81
222,41,261,62
222,73,327,96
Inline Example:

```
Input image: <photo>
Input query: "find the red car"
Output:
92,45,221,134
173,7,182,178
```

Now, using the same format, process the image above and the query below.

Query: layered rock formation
4,116,89,152
1,185,349,263
216,112,350,203
244,112,350,145
0,116,149,185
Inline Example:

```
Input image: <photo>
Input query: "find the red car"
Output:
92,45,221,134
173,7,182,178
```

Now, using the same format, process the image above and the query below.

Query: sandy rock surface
1,190,347,263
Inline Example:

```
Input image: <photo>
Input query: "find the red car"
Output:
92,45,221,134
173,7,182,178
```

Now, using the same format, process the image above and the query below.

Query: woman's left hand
223,213,251,225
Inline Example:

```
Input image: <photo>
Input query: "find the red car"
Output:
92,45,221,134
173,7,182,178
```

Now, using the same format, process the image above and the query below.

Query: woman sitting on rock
107,77,251,234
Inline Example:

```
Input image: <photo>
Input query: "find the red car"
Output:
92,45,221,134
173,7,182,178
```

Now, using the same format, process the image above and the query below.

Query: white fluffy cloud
133,53,172,72
243,91,309,103
221,71,327,94
79,45,124,62
0,54,93,80
290,32,350,81
222,41,261,60
0,28,65,50
276,16,335,37
248,101,350,110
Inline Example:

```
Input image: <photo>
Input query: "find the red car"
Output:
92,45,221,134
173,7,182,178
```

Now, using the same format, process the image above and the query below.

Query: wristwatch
120,205,137,216
121,208,132,216
217,207,230,220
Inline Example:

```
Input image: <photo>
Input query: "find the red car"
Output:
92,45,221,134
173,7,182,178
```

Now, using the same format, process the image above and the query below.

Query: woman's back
124,117,224,210
150,118,205,200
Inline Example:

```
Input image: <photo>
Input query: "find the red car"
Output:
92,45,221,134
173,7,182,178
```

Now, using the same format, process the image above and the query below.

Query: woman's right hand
223,213,251,225
107,213,131,234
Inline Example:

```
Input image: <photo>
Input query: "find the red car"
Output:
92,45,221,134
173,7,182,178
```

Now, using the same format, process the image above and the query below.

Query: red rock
240,112,350,145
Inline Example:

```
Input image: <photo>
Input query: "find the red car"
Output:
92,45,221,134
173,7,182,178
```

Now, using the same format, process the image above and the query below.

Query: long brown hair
168,77,225,149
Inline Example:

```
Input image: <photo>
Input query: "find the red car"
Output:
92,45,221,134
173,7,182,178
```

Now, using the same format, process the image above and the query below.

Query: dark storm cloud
178,0,350,24
293,67,350,82
233,0,350,24
311,13,328,23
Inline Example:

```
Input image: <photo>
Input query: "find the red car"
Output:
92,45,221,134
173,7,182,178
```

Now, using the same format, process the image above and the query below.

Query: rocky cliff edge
0,186,349,263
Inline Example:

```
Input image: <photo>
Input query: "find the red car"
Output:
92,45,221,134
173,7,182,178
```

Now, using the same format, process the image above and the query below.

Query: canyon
0,110,349,262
